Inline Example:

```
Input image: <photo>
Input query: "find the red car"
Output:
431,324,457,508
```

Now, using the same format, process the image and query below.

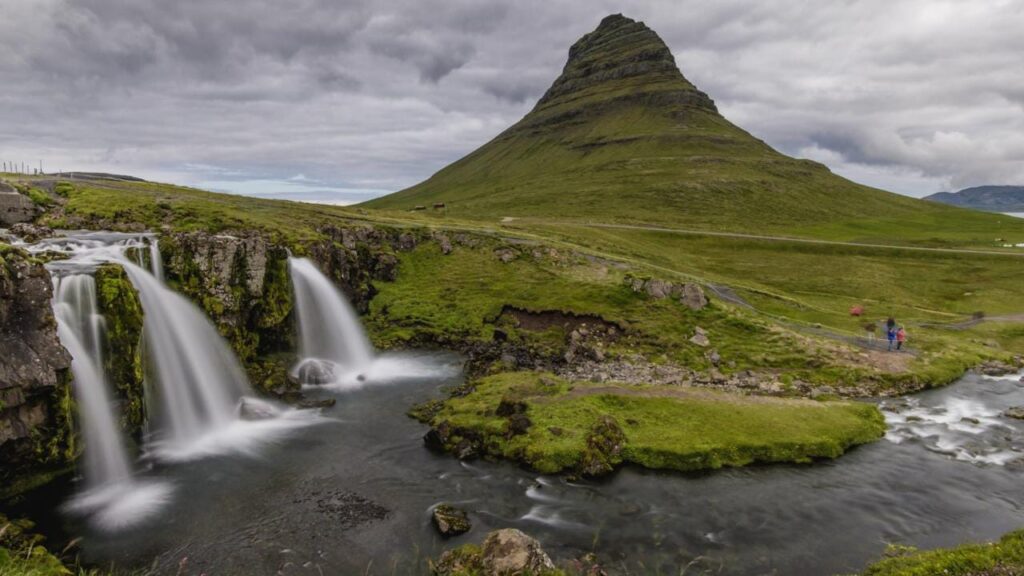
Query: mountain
363,14,980,235
925,186,1024,213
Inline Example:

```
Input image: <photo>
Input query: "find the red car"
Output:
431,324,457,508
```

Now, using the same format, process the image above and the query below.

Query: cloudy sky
1,0,1022,203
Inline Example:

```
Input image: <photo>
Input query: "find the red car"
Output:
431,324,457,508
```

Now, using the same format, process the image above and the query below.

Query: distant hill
925,186,1024,213
363,14,994,236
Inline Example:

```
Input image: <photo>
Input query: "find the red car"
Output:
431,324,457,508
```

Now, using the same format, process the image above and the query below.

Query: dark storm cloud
1,0,1022,197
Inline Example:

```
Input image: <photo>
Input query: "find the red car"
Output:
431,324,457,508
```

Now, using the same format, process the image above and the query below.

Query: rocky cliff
0,245,75,495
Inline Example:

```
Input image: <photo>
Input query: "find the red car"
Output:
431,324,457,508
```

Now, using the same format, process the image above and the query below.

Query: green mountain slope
364,14,1018,242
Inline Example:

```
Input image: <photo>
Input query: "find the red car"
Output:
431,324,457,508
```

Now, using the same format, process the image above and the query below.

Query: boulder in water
238,397,278,420
432,504,471,537
1003,406,1024,420
294,359,337,385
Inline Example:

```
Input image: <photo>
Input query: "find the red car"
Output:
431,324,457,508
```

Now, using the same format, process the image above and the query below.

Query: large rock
433,529,556,575
680,283,708,311
0,246,73,486
0,189,37,226
480,529,556,575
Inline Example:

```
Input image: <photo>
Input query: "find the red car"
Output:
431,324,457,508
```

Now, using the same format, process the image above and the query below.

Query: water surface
56,355,1024,575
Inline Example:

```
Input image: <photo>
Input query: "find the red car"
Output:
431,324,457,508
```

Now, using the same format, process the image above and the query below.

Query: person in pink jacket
896,326,907,351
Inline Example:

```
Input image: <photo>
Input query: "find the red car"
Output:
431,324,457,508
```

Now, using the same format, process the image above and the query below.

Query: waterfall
53,275,133,490
118,260,255,452
149,237,164,281
52,272,173,530
289,257,374,384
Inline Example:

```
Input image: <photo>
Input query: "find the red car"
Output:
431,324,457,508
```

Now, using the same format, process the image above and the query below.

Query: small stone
690,327,710,347
432,504,471,537
507,413,532,436
296,397,336,410
1003,406,1024,420
810,386,836,399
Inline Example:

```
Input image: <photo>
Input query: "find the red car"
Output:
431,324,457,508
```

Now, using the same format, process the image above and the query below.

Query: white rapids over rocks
881,371,1024,466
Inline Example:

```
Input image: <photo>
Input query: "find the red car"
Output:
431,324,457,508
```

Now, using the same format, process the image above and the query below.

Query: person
887,325,897,351
896,326,906,351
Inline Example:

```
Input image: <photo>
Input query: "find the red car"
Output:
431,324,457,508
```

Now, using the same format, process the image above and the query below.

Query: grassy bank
415,372,885,476
856,530,1024,576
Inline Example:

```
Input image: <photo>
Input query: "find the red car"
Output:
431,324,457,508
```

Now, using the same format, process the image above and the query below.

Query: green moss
22,188,53,208
94,265,146,435
429,542,566,576
424,372,885,476
51,182,74,198
856,530,1024,575
0,514,105,576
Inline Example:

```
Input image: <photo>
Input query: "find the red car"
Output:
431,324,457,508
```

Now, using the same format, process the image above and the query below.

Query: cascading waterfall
53,275,133,490
149,237,164,281
50,270,172,531
118,260,260,454
288,257,375,385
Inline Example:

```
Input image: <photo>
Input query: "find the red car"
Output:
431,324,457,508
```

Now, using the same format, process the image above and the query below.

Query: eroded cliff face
0,246,75,493
156,226,421,392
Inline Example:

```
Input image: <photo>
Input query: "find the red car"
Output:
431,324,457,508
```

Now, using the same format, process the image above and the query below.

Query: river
24,352,1023,576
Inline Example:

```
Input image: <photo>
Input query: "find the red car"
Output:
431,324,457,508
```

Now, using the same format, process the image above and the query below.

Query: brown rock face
0,246,73,482
0,189,38,226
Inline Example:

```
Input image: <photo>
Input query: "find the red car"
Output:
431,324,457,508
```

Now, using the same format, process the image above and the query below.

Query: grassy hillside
361,15,1024,247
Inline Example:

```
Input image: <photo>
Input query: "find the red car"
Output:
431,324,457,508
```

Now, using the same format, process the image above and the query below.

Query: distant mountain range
925,186,1024,213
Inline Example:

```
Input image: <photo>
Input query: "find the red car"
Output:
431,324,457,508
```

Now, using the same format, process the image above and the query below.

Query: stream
35,354,1024,576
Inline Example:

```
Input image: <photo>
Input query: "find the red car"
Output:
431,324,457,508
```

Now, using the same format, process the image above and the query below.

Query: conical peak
533,14,716,114
567,14,675,71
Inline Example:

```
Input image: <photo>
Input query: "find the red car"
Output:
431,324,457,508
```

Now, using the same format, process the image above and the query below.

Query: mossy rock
94,264,146,436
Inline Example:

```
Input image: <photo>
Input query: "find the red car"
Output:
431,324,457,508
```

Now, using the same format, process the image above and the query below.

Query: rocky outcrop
432,528,556,576
0,246,74,492
625,275,708,311
157,225,434,392
0,181,38,226
977,359,1022,377
161,231,290,368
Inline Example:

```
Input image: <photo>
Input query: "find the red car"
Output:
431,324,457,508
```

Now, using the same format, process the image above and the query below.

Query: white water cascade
289,257,375,385
50,270,172,531
20,231,322,529
53,275,133,490
118,260,266,457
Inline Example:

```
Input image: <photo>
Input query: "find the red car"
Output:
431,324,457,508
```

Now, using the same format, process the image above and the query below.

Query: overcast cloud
1,0,1022,202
